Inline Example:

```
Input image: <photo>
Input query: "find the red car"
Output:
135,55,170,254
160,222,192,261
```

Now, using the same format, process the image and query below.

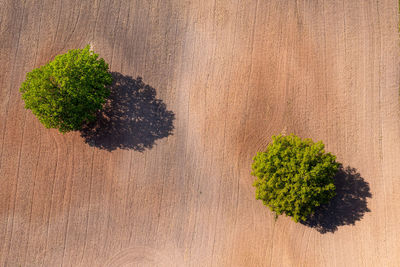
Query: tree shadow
301,166,372,234
80,72,175,151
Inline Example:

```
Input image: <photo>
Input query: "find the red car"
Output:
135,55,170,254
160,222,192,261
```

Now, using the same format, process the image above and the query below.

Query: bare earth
0,0,399,266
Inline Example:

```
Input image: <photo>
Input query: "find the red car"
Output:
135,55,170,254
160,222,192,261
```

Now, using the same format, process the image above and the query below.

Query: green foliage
20,45,112,133
251,134,339,222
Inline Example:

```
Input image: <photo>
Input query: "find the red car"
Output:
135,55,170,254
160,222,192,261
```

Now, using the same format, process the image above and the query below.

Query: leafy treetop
20,45,112,133
252,134,339,222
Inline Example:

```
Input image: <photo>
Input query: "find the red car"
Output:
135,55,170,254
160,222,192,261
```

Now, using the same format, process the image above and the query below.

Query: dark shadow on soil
302,166,372,234
80,72,175,151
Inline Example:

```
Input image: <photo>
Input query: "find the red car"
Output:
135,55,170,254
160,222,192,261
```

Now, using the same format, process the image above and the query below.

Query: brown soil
0,0,399,266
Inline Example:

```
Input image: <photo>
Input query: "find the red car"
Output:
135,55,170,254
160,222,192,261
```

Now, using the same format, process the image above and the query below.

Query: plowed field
0,0,399,266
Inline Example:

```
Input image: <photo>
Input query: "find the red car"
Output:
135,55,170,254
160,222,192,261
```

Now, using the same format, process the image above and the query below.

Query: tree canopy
20,45,112,133
251,134,339,222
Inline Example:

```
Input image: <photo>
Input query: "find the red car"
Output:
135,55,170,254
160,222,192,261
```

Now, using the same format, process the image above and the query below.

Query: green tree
20,45,112,133
251,134,339,222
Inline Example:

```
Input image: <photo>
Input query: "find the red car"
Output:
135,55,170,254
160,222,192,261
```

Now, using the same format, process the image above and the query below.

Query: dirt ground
0,0,399,266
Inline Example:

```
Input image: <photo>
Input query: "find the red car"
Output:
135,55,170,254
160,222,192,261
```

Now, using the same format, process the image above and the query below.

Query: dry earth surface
0,0,399,266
